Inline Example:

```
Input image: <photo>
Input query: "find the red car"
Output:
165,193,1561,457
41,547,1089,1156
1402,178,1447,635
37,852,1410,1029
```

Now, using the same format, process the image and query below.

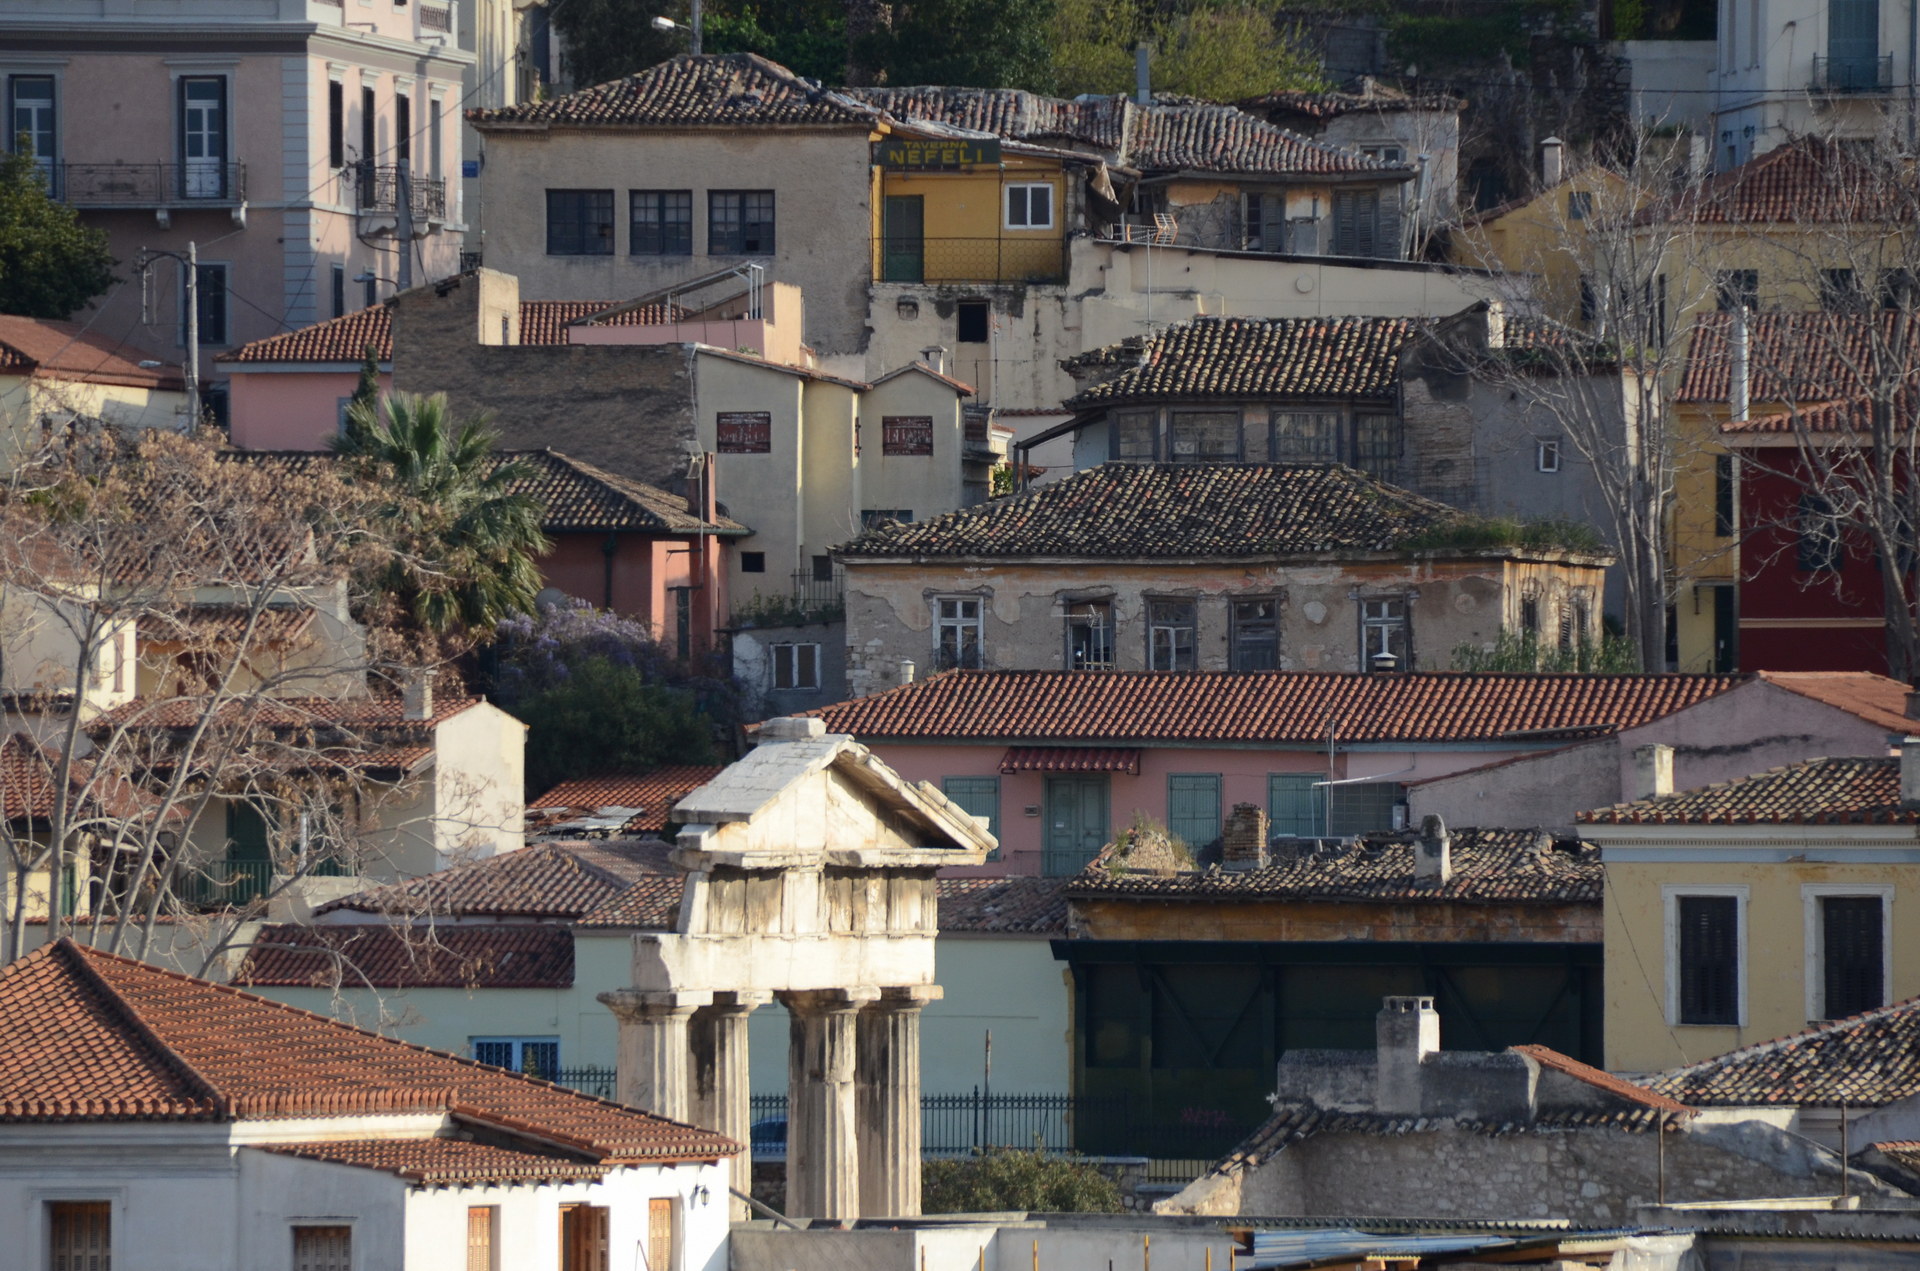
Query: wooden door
881,195,925,282
1044,776,1108,876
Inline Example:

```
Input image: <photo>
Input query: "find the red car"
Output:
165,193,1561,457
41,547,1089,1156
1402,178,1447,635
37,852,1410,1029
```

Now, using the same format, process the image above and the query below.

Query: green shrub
922,1148,1124,1214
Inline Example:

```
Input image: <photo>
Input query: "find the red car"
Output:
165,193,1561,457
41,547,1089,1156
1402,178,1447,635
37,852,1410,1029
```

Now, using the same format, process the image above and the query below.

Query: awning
999,746,1140,776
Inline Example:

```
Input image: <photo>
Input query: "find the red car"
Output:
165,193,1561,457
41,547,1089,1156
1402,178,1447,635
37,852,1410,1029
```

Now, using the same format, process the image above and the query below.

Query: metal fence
876,237,1068,285
1811,54,1893,93
57,161,247,207
553,1066,618,1100
353,164,447,221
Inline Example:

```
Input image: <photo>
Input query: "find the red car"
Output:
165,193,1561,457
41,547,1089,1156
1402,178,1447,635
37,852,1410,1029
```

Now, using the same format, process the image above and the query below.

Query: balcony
876,236,1067,286
1811,54,1892,94
353,163,447,225
418,1,453,34
55,162,246,209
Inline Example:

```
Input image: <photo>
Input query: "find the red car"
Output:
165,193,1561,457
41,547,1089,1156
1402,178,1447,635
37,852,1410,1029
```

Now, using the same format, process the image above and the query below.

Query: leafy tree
703,1,852,83
1050,0,1323,101
331,390,548,642
854,0,1056,89
347,344,381,429
1452,628,1641,673
0,147,115,320
923,1148,1123,1214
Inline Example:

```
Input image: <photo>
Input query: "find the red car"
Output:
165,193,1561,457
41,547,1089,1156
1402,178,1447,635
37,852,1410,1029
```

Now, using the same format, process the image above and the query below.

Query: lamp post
652,2,702,54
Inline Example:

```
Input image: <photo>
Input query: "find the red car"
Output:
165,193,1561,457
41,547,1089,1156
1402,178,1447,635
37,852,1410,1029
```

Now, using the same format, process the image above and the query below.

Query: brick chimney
1375,995,1439,1115
1634,744,1674,801
1221,803,1269,871
1414,814,1451,884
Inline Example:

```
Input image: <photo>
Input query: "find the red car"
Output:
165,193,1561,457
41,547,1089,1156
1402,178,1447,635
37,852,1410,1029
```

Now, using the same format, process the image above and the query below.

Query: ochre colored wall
1073,896,1601,944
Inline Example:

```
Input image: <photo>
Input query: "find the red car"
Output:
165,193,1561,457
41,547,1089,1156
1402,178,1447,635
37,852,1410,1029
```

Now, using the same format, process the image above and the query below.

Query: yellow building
1582,746,1920,1075
872,131,1075,287
1449,163,1635,329
0,313,187,467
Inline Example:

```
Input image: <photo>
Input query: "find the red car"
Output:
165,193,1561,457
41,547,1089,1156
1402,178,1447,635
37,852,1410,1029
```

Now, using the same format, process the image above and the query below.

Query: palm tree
333,390,549,638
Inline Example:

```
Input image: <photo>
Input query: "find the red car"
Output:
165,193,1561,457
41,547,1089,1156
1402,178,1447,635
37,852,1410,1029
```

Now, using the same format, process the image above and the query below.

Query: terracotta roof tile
1579,756,1918,825
1222,1099,1677,1172
1728,385,1920,437
1067,829,1600,904
849,87,1126,149
834,463,1474,560
937,876,1070,934
0,734,156,825
0,939,737,1159
83,696,483,776
1000,747,1139,774
575,875,687,929
0,314,185,391
469,53,877,129
235,924,574,989
806,669,1749,745
1650,995,1920,1107
1758,671,1913,732
529,766,727,835
1645,137,1916,225
1245,82,1466,123
1511,1045,1693,1114
1676,311,1920,405
219,300,681,365
1064,316,1417,405
257,1137,610,1185
318,840,678,920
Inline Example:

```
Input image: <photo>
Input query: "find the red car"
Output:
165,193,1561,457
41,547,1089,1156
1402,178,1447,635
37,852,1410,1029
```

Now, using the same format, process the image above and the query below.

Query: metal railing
178,858,275,908
553,1066,618,1100
353,164,447,221
877,237,1068,285
1811,54,1893,93
789,569,844,617
418,2,452,31
56,161,246,207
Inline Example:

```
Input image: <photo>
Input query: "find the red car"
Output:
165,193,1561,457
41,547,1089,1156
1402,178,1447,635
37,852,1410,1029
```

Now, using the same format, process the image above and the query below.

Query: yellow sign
876,138,1001,169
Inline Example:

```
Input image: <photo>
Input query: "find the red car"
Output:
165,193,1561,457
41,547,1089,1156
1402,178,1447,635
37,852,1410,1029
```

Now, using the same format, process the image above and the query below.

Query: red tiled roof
0,939,737,1159
1512,1044,1692,1114
0,315,185,391
1650,994,1920,1107
258,1137,610,1185
0,734,156,825
1727,385,1920,437
84,696,487,776
575,875,688,929
1676,311,1920,405
1000,746,1139,775
235,924,574,989
219,300,682,365
470,53,878,129
318,839,678,920
1065,316,1418,405
806,670,1748,746
1644,137,1916,225
1759,670,1913,732
936,877,1069,934
1579,755,1919,824
1245,82,1466,123
1067,829,1601,904
528,766,727,834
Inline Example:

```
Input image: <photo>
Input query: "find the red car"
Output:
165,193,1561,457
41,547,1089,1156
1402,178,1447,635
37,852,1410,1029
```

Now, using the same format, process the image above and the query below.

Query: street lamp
652,3,702,54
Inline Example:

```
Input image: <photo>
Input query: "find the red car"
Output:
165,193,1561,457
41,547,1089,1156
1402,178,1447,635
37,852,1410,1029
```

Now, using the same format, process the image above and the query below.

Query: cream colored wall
799,379,860,571
0,375,187,467
1602,844,1920,1074
0,587,136,717
1449,169,1632,326
696,355,808,606
431,701,526,865
857,372,968,526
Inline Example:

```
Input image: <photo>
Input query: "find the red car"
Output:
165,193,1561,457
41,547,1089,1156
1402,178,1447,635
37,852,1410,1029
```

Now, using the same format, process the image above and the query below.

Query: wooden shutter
561,1204,611,1271
1677,895,1739,1024
647,1198,675,1271
1375,187,1403,259
48,1202,110,1271
1167,774,1222,848
1830,0,1881,78
1822,896,1884,1019
1267,774,1323,837
1332,189,1357,255
292,1226,352,1271
466,1207,495,1271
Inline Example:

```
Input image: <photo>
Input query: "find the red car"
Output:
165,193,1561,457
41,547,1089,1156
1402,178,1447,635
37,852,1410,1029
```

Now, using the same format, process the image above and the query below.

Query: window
957,299,990,343
1361,597,1409,670
293,1227,351,1271
1272,412,1338,462
1005,183,1054,229
1714,454,1736,537
559,1204,610,1271
1361,143,1405,163
811,554,834,582
1231,597,1279,671
1578,274,1600,324
1797,492,1840,572
1520,591,1541,635
428,95,442,181
1168,410,1239,462
10,75,56,178
1715,269,1758,311
740,552,765,573
1147,599,1196,671
771,642,820,692
1354,415,1401,482
330,264,346,319
1111,410,1156,461
630,190,692,256
395,92,411,167
674,587,691,660
471,1036,559,1078
1267,773,1324,837
1064,599,1114,670
1333,187,1395,257
647,1198,676,1271
1828,0,1882,87
1821,268,1863,311
47,1201,109,1271
882,415,934,456
1673,892,1741,1025
1567,189,1592,220
1536,437,1562,473
467,1207,497,1271
1808,889,1888,1020
1167,773,1222,848
1327,780,1404,837
1558,589,1592,655
942,775,1001,853
1649,273,1668,345
326,80,346,169
709,190,774,254
178,76,228,199
935,596,983,669
547,189,614,255
364,273,377,308
361,84,376,164
1243,192,1286,252
184,263,228,347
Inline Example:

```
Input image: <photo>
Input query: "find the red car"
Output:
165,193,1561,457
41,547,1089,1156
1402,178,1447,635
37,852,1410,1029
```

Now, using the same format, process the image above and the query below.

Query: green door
881,195,925,282
1829,0,1881,88
1167,774,1222,850
1044,776,1109,876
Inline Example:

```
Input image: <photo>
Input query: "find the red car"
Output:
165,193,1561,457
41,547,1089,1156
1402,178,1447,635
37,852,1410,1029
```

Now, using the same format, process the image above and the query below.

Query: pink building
0,0,470,413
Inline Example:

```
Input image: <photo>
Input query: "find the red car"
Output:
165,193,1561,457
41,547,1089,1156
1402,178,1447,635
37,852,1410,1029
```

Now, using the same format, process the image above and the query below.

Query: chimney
1375,995,1439,1115
1371,650,1400,673
758,715,827,743
1539,136,1564,187
1901,737,1920,809
1634,743,1675,801
1135,41,1151,106
1414,814,1451,884
919,344,949,375
898,659,916,685
1221,802,1270,871
1906,677,1920,721
402,672,433,722
1730,303,1751,424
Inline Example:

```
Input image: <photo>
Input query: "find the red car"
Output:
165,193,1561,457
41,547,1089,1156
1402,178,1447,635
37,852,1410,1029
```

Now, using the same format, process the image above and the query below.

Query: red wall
538,531,729,658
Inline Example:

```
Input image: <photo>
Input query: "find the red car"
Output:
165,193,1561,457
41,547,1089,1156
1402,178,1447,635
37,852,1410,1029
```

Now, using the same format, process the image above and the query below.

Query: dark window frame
1230,596,1280,671
1675,893,1740,1026
629,188,693,256
709,189,775,255
546,188,615,256
1146,597,1197,671
1064,598,1115,671
1360,595,1410,671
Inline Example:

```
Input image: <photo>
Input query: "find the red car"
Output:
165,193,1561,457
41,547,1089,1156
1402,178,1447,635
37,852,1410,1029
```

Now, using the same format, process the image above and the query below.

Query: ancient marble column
599,988,710,1123
691,990,769,1219
858,985,940,1218
779,986,877,1220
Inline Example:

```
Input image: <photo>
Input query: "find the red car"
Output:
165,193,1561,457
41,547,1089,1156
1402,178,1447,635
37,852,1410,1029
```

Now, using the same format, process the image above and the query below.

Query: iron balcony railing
877,236,1068,285
418,2,452,31
55,161,246,207
552,1067,618,1100
1811,53,1893,93
177,853,349,909
789,569,845,618
353,163,447,222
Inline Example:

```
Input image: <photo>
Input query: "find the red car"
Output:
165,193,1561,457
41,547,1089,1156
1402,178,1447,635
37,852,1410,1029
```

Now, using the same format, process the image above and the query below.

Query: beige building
1583,746,1920,1075
0,314,188,464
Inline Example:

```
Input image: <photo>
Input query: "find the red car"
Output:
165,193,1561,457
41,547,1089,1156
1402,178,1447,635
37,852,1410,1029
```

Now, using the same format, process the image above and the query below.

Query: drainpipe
1135,43,1151,106
601,534,618,609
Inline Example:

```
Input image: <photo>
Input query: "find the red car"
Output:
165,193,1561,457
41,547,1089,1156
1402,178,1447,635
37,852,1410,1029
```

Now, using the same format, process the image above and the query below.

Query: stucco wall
228,368,381,450
1073,896,1601,945
431,701,526,865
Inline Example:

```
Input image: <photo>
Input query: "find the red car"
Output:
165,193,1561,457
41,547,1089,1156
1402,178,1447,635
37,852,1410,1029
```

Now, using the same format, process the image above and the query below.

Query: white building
0,936,735,1271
